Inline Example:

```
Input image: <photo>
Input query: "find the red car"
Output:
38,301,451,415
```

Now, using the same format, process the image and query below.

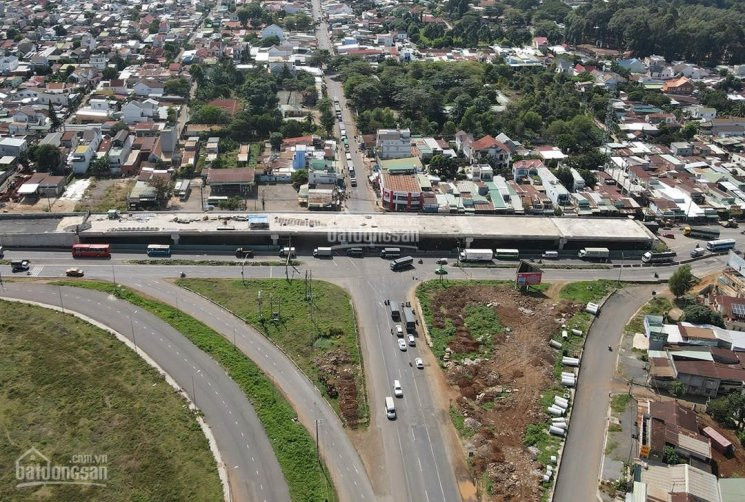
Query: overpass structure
0,212,656,252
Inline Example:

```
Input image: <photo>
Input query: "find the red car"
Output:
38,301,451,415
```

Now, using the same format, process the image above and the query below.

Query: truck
641,250,677,264
279,246,296,258
403,306,416,332
682,225,720,240
458,248,494,262
11,259,30,272
313,247,332,258
719,219,738,228
578,247,610,261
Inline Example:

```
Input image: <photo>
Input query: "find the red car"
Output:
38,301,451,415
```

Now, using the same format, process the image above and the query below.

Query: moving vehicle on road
72,243,111,258
347,247,364,257
691,246,705,257
397,339,408,351
350,177,357,187
235,248,254,258
414,357,424,369
392,324,404,337
706,239,736,253
541,251,559,259
683,225,720,240
458,248,493,262
279,246,296,258
390,301,401,321
495,248,520,260
408,334,416,346
578,247,610,261
719,219,738,228
393,380,403,398
403,306,416,332
390,256,414,271
641,250,677,264
11,260,29,272
313,247,332,258
146,244,172,257
380,247,401,259
436,258,448,265
385,397,396,419
65,268,84,277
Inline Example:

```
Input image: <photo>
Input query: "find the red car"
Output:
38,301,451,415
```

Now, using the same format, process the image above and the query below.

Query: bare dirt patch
419,282,582,501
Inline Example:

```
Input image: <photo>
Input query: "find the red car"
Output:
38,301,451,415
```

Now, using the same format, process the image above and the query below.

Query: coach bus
494,248,520,260
146,244,172,257
390,256,414,271
72,243,111,258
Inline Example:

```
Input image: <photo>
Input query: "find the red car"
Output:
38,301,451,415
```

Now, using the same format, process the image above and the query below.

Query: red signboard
516,271,542,286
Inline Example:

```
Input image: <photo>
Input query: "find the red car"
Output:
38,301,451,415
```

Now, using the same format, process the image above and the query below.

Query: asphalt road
0,283,289,502
113,277,376,502
552,286,656,502
312,0,377,213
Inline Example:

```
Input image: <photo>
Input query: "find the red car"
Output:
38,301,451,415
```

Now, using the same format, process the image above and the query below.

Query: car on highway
11,259,30,273
435,267,448,275
408,334,416,346
235,248,254,258
393,380,403,398
385,396,396,419
0,245,4,258
391,324,404,337
436,258,448,265
397,339,407,351
414,357,424,369
65,268,84,277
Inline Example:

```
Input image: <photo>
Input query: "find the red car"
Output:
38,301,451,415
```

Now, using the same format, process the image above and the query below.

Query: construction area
417,281,583,501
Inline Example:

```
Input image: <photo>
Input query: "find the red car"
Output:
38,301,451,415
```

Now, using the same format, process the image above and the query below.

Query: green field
0,300,223,502
176,278,368,426
53,280,336,502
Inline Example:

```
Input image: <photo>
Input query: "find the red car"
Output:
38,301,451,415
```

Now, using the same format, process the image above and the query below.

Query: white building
0,137,28,157
376,128,411,160
536,167,570,206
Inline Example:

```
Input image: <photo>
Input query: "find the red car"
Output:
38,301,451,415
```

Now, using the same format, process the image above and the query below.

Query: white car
397,339,407,351
414,357,424,369
393,380,403,398
408,334,416,346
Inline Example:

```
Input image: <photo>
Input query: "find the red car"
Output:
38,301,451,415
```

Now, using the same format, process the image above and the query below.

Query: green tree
683,305,725,327
428,154,457,180
88,155,110,176
708,392,745,430
670,381,685,398
101,66,118,80
662,446,680,465
291,169,308,188
554,167,574,191
47,102,61,130
148,176,173,207
34,144,62,172
270,132,284,151
237,7,251,27
261,35,281,47
668,265,696,297
191,105,230,124
164,77,190,97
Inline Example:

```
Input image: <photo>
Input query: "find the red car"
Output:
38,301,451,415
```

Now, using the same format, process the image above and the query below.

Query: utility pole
58,285,65,315
112,263,117,285
130,315,138,351
191,374,197,408
257,290,263,321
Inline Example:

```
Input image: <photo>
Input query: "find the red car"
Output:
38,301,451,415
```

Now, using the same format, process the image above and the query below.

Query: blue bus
147,244,172,257
706,239,736,253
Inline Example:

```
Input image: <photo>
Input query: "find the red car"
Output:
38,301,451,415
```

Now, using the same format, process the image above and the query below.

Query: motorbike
418,259,423,264
180,271,186,278
608,345,612,351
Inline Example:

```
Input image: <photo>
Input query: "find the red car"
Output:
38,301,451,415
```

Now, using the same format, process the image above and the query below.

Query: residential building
536,167,570,206
376,128,411,160
662,77,695,95
206,167,255,194
380,172,421,211
0,137,28,157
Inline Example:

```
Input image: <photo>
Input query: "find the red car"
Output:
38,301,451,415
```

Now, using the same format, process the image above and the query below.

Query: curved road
0,283,290,502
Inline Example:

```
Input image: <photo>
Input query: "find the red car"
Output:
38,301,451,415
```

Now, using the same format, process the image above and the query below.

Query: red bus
72,244,111,258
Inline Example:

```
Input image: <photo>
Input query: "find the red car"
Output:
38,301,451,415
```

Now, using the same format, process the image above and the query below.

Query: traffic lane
355,272,460,502
119,277,376,502
553,286,655,502
0,283,290,502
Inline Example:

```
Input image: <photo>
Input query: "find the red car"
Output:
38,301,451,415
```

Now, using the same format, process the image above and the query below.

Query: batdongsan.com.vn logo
15,447,108,489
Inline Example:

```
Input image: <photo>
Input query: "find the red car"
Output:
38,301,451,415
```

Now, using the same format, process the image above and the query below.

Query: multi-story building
380,172,421,211
376,128,411,160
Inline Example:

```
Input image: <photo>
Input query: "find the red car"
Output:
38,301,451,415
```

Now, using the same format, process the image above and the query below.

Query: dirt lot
418,282,582,501
75,178,135,212
698,413,745,478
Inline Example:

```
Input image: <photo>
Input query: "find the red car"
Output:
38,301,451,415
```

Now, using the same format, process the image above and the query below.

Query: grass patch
75,179,135,212
605,438,618,455
126,259,299,267
53,280,336,502
559,280,619,303
611,394,632,414
463,304,502,356
176,278,367,427
0,299,223,501
625,296,672,334
449,405,475,439
609,423,622,433
523,423,562,466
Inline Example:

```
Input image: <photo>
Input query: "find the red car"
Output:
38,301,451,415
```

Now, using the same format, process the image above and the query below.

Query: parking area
251,184,301,212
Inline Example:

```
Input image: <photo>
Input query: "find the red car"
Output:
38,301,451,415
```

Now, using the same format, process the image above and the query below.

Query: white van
393,380,403,398
542,251,559,259
385,396,396,419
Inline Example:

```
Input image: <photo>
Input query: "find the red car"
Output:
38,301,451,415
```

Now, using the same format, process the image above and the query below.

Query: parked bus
494,248,520,260
72,243,111,258
390,256,414,271
380,247,401,259
146,244,172,257
706,239,736,253
207,196,229,205
641,250,677,264
683,226,720,240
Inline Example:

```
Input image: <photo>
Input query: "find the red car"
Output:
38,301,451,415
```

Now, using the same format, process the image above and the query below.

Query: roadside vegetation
624,296,672,334
52,280,336,502
0,299,223,502
176,278,368,427
74,179,135,212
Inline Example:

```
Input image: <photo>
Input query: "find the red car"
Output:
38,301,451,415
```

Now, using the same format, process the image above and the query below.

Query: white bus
706,239,736,253
495,248,520,260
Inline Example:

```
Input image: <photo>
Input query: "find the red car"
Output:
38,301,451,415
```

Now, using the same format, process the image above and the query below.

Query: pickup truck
11,260,30,273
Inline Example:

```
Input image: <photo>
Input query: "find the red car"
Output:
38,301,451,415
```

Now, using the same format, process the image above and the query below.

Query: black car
235,248,254,258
